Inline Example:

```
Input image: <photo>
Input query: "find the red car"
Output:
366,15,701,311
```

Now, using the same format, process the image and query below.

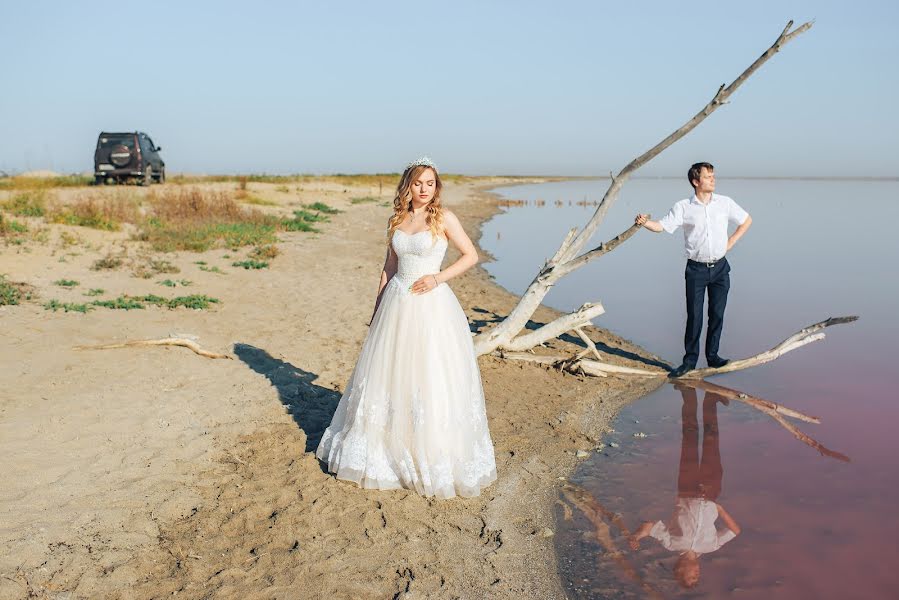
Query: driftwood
499,316,857,382
676,316,858,379
474,20,813,358
74,338,232,360
679,380,850,462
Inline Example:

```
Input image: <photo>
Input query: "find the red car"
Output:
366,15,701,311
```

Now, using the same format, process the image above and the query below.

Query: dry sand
0,178,664,599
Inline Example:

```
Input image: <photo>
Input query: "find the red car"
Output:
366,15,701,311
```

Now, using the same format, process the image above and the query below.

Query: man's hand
629,521,655,550
635,214,663,233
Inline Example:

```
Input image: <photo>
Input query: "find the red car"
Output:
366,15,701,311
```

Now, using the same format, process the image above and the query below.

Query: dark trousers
677,387,723,501
683,258,730,367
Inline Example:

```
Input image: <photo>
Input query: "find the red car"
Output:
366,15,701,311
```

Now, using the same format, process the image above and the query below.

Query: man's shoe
707,356,730,369
668,363,695,378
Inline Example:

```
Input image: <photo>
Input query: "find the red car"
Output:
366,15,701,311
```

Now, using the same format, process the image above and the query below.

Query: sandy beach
0,177,664,599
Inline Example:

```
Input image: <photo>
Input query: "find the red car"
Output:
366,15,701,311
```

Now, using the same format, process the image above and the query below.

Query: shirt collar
690,193,716,205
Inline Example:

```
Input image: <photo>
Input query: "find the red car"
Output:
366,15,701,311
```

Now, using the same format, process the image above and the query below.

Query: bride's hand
411,274,440,295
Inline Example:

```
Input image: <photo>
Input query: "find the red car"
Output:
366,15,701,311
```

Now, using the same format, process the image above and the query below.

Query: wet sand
0,178,663,599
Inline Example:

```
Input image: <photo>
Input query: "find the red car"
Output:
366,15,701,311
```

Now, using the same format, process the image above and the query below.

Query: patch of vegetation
3,190,48,217
199,265,226,274
0,174,93,190
84,288,105,296
240,194,278,206
275,185,290,193
280,217,319,233
160,294,220,310
158,279,192,287
305,201,341,214
91,254,125,271
53,279,79,287
44,299,93,313
86,293,219,311
59,230,83,247
1,275,34,305
134,188,280,252
232,259,269,270
350,196,379,205
91,296,146,310
46,190,140,231
0,214,30,244
292,209,329,223
249,244,279,260
131,257,180,279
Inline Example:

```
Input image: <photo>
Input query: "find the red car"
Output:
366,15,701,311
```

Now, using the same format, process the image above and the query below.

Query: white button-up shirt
658,193,749,262
649,498,737,555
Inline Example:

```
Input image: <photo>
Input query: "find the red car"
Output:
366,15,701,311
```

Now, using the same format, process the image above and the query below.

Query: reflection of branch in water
559,482,665,600
678,380,851,463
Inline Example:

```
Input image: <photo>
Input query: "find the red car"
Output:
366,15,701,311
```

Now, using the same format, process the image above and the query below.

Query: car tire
157,167,166,184
95,176,106,186
142,165,153,186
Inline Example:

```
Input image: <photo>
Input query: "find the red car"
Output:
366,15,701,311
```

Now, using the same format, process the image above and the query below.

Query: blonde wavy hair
387,165,444,244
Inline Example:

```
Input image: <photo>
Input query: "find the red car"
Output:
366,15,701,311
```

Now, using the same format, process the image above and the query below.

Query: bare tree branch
675,316,858,379
502,302,606,351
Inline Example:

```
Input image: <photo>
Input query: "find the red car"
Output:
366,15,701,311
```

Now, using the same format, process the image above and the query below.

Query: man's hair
688,162,714,190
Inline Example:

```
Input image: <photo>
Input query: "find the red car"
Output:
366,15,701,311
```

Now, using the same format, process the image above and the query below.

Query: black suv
94,131,165,185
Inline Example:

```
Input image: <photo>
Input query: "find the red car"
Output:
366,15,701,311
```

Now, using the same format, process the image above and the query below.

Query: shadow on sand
234,343,341,454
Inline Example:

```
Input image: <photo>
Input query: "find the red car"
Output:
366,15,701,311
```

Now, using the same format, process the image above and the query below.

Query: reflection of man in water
629,385,741,589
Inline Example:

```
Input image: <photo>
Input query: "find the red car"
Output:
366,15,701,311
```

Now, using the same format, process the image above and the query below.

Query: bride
315,157,497,499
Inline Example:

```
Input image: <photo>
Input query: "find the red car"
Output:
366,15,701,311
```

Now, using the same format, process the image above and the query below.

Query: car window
99,135,135,150
147,138,155,151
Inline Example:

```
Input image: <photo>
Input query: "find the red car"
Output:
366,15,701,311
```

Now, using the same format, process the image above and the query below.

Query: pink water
481,179,899,599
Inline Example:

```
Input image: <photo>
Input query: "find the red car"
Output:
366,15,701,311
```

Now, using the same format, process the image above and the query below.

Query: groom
635,162,752,378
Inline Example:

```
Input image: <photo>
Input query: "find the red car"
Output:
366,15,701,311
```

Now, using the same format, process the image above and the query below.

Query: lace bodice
391,230,448,287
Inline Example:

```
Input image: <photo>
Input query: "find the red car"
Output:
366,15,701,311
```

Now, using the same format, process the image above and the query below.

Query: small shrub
232,259,269,270
350,196,378,205
249,244,279,260
54,279,79,287
158,279,177,287
275,185,290,193
1,275,33,305
91,255,124,270
84,288,105,296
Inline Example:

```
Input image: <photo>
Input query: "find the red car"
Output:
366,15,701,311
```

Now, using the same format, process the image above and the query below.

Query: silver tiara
406,156,438,173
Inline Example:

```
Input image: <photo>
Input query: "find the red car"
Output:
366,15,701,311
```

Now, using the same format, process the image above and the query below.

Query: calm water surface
479,179,899,599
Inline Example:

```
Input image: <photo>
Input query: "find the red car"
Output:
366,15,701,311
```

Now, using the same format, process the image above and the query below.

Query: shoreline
0,178,663,598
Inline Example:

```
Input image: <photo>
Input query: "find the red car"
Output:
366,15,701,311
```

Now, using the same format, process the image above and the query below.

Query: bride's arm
410,210,478,295
369,243,398,324
437,209,478,283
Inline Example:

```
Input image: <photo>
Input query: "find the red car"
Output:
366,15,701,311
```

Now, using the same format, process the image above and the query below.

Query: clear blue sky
1,0,896,177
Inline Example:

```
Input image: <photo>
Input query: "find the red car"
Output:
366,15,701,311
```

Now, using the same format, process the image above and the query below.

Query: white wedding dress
315,229,497,499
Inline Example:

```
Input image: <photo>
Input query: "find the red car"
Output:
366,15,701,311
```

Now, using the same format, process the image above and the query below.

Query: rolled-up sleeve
727,198,749,225
716,528,737,549
658,203,683,234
